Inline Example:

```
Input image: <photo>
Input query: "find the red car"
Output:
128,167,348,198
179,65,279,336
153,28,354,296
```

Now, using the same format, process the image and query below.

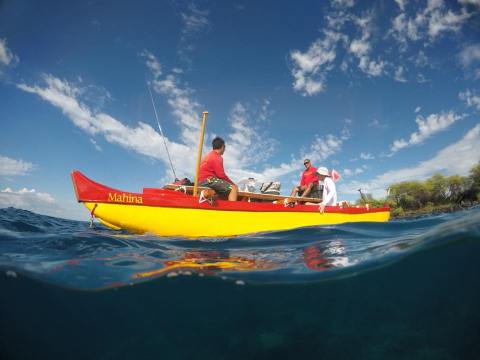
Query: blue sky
1,0,479,220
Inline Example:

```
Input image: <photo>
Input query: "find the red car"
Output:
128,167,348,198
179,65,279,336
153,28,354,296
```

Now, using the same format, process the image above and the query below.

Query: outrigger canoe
71,170,390,237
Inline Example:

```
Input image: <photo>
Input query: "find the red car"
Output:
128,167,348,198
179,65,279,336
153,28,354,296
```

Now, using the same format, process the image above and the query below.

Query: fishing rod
147,84,178,181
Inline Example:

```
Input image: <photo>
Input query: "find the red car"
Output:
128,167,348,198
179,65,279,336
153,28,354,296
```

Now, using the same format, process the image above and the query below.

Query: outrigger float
71,112,390,237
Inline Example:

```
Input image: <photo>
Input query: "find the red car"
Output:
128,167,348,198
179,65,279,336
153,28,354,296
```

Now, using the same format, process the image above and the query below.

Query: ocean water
0,206,479,360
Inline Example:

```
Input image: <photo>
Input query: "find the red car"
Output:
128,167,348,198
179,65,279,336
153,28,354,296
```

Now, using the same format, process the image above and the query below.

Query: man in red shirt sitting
290,159,319,198
198,137,238,201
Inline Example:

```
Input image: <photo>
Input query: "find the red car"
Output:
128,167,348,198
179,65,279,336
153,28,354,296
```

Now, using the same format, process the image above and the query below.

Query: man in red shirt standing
198,137,238,201
290,159,319,197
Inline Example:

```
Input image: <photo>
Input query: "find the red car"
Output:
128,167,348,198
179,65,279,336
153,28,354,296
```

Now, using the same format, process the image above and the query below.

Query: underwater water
0,206,479,360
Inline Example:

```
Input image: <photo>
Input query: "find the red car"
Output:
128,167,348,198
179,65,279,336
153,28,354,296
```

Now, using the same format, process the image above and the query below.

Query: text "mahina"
108,193,143,204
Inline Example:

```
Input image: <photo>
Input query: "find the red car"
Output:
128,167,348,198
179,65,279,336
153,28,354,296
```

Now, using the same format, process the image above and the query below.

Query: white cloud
359,57,386,77
310,133,346,161
343,167,364,177
178,3,210,61
390,0,471,49
331,0,355,8
368,119,388,129
291,3,423,92
395,0,407,11
290,30,343,95
390,111,465,153
0,38,18,67
261,132,346,181
459,89,480,111
228,124,347,184
458,44,480,72
325,7,352,30
0,188,55,216
349,13,387,77
416,73,428,83
0,155,34,176
428,7,470,39
360,152,374,160
18,75,92,133
18,51,349,190
258,99,272,123
414,106,422,113
17,74,194,179
0,188,87,220
390,138,409,152
458,0,480,6
292,1,471,91
181,3,210,35
289,7,390,94
394,66,407,82
349,39,370,57
341,124,480,198
411,50,430,68
151,73,202,146
90,138,102,151
391,13,420,50
223,102,278,179
140,50,162,79
1,187,55,203
257,122,350,182
13,73,245,184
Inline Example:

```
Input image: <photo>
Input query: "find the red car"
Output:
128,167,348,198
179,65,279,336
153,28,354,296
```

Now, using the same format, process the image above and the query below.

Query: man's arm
322,179,336,205
213,156,234,184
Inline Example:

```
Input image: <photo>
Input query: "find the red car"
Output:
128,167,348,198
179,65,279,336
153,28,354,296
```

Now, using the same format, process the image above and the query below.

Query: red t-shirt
300,166,319,186
198,151,233,184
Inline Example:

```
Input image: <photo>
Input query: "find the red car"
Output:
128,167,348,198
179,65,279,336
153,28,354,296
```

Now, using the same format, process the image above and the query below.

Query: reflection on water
132,240,352,281
303,240,353,270
32,240,354,289
0,206,479,290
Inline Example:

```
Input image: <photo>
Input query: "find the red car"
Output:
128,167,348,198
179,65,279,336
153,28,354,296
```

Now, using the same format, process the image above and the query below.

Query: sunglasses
304,162,310,165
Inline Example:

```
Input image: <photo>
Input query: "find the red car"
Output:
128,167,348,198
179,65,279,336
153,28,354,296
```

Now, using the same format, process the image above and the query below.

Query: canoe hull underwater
71,171,390,237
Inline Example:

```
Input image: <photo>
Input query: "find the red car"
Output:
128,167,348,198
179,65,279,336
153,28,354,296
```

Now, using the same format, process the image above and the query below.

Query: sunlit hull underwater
71,171,390,237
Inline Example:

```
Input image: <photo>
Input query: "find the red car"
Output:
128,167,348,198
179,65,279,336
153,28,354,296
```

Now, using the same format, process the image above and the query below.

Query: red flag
330,169,340,182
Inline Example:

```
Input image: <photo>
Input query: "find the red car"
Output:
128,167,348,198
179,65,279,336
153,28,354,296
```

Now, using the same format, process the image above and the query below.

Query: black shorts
199,177,233,196
298,184,321,198
309,184,322,198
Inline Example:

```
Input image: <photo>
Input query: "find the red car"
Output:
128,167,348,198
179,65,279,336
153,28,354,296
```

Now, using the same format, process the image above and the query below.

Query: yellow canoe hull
71,171,390,238
83,202,390,238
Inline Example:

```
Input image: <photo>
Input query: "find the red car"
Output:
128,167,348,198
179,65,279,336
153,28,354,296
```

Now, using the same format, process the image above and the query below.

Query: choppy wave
1,206,479,290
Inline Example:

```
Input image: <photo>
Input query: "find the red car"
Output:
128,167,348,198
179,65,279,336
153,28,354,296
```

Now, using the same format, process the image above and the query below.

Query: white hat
316,166,330,176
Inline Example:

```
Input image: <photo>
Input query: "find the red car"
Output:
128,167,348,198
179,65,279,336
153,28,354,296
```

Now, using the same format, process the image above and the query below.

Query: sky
1,0,480,220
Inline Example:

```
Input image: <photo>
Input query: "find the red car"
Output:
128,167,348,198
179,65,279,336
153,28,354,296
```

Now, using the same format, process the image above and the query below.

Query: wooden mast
193,111,208,196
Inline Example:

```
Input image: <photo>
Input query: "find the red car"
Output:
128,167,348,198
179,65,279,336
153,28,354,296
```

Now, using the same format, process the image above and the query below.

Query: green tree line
356,163,480,218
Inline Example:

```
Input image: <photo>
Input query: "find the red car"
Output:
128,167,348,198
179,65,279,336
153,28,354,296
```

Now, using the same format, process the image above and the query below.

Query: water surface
1,207,479,359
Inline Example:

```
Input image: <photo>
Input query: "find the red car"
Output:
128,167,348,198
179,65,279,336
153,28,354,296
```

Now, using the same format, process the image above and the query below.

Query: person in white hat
316,167,337,212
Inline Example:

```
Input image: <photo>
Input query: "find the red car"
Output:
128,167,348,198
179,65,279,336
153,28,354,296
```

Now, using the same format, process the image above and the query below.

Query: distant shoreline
356,163,480,219
391,202,479,219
